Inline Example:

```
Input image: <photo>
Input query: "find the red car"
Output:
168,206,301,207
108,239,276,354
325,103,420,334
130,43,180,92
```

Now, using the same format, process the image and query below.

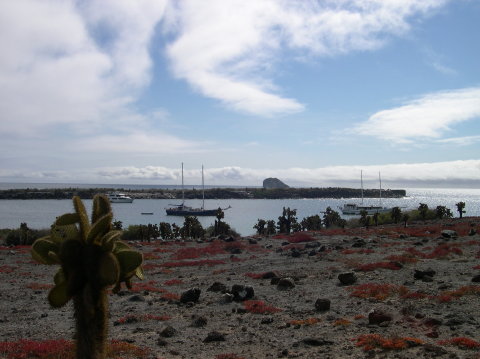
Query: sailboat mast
202,165,205,210
181,162,184,205
379,172,382,206
360,170,364,205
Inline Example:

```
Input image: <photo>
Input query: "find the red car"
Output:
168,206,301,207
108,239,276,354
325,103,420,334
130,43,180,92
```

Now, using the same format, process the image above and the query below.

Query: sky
0,0,479,188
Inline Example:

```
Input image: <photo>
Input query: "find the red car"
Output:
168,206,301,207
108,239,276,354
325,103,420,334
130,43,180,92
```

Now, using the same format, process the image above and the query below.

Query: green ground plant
30,195,144,359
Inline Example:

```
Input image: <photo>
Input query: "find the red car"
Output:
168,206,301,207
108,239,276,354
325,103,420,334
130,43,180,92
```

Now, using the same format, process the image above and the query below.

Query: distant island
0,186,406,200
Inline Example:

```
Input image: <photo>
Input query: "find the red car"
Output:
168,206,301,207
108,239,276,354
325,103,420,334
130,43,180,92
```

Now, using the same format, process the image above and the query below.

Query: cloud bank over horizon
1,160,479,189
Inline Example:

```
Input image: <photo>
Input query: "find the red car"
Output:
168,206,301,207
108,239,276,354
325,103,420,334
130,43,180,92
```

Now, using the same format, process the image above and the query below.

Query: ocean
1,184,479,236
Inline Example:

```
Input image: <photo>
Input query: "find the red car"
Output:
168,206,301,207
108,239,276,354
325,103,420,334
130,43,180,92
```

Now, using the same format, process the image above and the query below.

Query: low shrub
438,337,480,349
355,334,424,351
349,283,407,301
355,261,402,272
243,300,281,314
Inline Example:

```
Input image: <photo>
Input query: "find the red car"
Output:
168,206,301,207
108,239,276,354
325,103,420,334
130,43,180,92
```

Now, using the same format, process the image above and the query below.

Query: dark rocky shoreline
0,187,406,200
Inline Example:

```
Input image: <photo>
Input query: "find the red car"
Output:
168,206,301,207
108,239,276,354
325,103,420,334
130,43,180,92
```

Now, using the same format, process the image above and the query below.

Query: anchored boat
166,164,229,216
107,192,133,203
340,171,391,215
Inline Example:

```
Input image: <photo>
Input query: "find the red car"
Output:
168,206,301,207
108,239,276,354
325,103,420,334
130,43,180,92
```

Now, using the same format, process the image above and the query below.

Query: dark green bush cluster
1,223,49,246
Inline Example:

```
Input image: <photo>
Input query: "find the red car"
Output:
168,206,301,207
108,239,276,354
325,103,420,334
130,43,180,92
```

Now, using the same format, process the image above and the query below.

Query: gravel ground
1,217,480,359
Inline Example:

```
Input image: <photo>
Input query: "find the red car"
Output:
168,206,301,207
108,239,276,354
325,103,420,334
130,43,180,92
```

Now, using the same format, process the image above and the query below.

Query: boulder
180,287,201,303
231,285,255,301
277,277,296,291
263,178,289,189
315,298,331,312
338,272,357,286
441,230,458,238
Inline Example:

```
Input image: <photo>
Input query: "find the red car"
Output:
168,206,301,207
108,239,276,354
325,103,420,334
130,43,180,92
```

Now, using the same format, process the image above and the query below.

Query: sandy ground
1,217,480,359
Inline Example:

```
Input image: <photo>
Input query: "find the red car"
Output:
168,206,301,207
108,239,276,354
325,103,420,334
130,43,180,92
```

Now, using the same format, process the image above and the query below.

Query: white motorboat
107,192,133,203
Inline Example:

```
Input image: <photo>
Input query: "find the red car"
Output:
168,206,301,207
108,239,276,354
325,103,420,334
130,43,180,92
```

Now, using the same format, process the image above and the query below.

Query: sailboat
340,171,392,215
165,164,228,216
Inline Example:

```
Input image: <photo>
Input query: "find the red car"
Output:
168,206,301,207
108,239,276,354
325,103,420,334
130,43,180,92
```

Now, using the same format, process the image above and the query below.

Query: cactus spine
31,195,143,359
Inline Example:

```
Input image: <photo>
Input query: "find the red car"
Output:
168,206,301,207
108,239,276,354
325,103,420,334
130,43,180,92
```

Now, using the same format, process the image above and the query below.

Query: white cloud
437,135,480,146
164,0,448,116
6,160,476,188
0,0,167,137
352,87,480,143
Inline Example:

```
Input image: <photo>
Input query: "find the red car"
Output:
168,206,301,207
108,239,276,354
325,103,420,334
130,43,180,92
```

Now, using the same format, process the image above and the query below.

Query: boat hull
340,205,391,215
166,208,218,216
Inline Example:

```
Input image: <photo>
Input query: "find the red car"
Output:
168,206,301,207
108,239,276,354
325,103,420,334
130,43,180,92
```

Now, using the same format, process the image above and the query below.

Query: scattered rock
207,282,227,292
203,331,226,343
180,287,201,303
352,238,366,247
315,298,331,312
276,277,295,290
221,293,235,303
338,272,357,286
291,249,301,258
302,338,334,346
128,295,145,302
414,268,436,280
368,309,392,325
441,230,458,238
231,285,255,301
469,228,477,236
261,271,280,279
191,316,208,327
159,325,177,338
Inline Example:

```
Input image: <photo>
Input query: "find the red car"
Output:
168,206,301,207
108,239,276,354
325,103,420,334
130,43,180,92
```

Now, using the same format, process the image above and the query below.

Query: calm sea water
1,187,479,236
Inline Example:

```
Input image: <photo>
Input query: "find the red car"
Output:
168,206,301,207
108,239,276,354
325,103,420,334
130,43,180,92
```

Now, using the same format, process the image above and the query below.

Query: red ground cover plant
0,339,148,359
0,245,31,253
384,254,418,264
161,259,226,267
161,292,180,301
341,249,375,255
333,318,352,326
163,279,183,286
26,283,53,290
244,272,267,279
355,334,424,351
286,232,317,243
243,300,282,314
0,265,17,273
215,354,246,359
143,252,161,260
349,283,408,301
405,244,463,259
437,285,480,303
355,261,403,272
289,318,320,326
130,280,166,293
438,337,480,349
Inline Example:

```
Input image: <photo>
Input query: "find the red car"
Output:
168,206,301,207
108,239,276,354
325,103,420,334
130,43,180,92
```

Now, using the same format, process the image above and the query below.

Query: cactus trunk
73,286,108,359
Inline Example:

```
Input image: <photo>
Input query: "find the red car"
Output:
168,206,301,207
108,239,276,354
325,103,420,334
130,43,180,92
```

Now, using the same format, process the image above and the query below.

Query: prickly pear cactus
31,195,143,359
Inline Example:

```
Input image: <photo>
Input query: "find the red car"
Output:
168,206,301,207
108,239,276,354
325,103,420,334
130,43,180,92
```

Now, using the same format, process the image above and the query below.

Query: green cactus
31,195,143,359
